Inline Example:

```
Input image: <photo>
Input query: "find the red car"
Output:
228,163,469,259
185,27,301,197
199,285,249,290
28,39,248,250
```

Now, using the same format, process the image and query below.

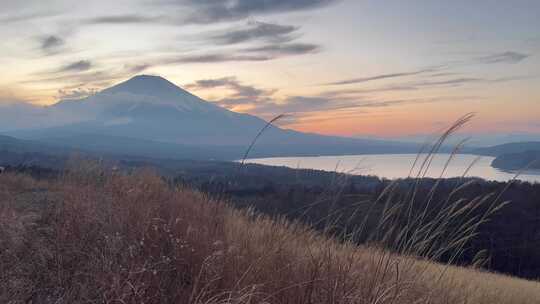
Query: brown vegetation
1,165,539,303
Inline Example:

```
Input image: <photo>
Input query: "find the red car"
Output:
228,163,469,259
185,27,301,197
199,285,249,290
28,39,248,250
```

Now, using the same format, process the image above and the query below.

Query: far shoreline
242,153,540,183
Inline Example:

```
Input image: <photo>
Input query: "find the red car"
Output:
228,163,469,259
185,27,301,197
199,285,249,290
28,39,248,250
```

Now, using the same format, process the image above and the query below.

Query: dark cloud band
59,60,92,72
209,21,299,45
179,0,339,24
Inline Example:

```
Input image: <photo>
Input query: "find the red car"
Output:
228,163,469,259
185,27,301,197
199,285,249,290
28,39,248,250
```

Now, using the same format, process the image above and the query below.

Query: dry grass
426,264,540,303
1,167,539,304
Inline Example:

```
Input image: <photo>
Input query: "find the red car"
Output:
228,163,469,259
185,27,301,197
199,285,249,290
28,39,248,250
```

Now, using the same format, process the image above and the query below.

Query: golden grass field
1,168,539,303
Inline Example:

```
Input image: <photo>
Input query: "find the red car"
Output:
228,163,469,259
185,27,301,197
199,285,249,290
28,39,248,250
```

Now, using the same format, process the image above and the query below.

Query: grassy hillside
1,168,538,303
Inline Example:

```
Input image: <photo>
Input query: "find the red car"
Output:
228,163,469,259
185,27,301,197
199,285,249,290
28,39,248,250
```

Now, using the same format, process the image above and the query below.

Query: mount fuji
6,75,419,160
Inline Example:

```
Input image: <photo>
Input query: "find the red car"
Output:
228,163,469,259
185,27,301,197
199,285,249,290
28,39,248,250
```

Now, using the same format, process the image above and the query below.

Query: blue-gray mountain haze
5,75,424,160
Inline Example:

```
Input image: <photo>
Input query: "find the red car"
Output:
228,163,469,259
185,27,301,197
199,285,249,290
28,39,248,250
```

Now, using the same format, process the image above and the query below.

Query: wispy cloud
323,76,531,94
38,35,66,55
186,76,276,106
167,20,319,64
411,76,532,88
59,60,93,72
125,63,152,74
177,0,339,24
165,42,320,64
185,77,238,89
475,51,530,64
244,43,320,56
209,21,299,45
41,35,64,50
413,77,484,87
324,68,437,86
186,76,348,123
323,50,532,88
27,61,160,89
321,86,419,97
185,76,460,124
56,87,98,100
256,96,332,113
26,70,122,89
0,11,59,24
169,53,271,64
85,14,162,25
249,95,470,126
185,77,456,125
183,69,529,125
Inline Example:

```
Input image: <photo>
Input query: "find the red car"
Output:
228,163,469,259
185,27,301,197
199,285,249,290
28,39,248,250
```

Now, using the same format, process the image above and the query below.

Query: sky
1,0,539,138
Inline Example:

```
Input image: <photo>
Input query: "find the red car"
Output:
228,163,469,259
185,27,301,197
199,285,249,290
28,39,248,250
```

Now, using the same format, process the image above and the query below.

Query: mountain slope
0,135,71,168
472,142,540,157
0,134,68,155
8,75,420,159
40,133,239,160
491,150,540,171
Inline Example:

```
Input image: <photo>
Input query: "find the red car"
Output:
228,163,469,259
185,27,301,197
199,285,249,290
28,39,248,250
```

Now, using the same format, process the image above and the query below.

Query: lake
245,154,540,183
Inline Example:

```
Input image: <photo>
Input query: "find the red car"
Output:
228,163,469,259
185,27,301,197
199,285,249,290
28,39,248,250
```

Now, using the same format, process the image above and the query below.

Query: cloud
186,76,276,106
257,96,331,113
29,60,99,84
56,87,98,100
411,76,531,88
185,76,451,118
354,99,438,108
184,77,345,126
27,62,163,89
0,11,59,24
210,81,350,114
321,86,419,97
85,14,161,24
476,51,530,64
125,64,152,74
59,60,93,72
179,0,339,24
39,35,66,55
166,42,319,64
244,43,320,56
26,70,119,88
190,72,529,118
186,77,238,89
209,21,299,45
323,51,531,88
414,77,484,87
41,35,64,50
325,68,436,86
182,75,479,127
170,53,272,64
322,57,532,91
180,20,319,63
249,96,463,126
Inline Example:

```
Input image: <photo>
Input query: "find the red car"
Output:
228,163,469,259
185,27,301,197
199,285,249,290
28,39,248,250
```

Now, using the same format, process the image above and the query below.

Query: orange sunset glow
1,0,539,142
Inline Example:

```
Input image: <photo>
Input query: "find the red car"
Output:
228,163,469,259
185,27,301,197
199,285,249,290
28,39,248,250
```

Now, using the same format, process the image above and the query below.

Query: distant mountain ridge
471,142,540,157
5,75,421,160
470,141,540,172
491,150,540,171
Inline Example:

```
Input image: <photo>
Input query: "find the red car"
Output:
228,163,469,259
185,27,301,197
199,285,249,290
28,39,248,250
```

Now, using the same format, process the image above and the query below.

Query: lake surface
245,154,540,183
